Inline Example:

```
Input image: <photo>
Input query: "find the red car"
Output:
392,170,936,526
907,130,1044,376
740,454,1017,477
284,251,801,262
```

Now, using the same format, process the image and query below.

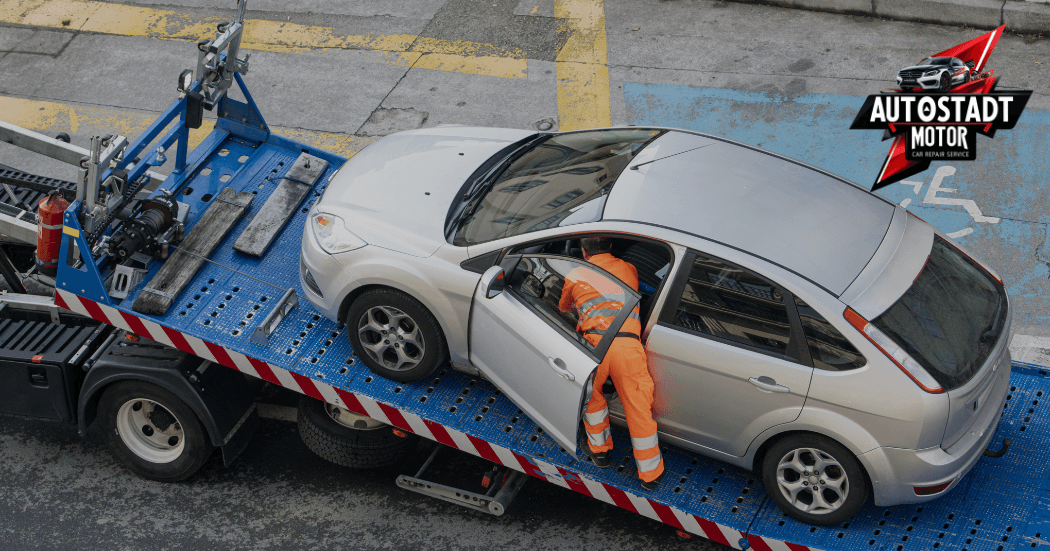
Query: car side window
506,255,638,357
793,297,867,371
666,254,793,357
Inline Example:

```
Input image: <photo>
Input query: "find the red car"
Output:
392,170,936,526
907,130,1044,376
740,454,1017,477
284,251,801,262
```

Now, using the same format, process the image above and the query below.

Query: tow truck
2,3,1048,548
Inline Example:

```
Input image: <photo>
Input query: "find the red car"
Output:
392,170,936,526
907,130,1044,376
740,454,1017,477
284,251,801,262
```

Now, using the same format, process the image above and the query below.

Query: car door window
663,254,794,358
506,254,640,360
793,297,867,371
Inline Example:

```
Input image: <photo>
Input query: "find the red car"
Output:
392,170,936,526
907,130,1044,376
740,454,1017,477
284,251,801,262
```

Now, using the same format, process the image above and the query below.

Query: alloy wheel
357,305,426,371
775,447,850,516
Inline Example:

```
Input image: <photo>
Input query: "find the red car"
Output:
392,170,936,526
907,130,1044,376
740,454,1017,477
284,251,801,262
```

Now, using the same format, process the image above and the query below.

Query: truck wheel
346,288,447,383
297,396,417,469
761,434,868,526
98,381,213,482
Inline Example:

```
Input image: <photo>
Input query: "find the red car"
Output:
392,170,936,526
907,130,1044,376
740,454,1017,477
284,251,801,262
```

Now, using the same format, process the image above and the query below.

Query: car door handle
548,357,574,381
748,376,789,393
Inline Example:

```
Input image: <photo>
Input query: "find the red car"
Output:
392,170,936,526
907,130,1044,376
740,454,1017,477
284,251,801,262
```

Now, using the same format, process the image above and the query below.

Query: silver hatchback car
299,126,1011,525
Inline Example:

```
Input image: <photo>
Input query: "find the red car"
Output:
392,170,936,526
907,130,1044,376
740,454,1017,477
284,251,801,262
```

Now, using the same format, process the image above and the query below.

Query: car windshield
872,236,1007,391
452,129,662,246
920,57,953,66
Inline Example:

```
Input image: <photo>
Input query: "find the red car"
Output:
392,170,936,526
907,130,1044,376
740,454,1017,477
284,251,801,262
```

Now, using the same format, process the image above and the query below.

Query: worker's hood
318,126,535,257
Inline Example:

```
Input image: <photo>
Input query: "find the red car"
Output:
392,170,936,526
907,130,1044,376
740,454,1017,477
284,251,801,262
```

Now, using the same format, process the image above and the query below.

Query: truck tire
297,396,417,469
346,288,447,383
98,381,213,482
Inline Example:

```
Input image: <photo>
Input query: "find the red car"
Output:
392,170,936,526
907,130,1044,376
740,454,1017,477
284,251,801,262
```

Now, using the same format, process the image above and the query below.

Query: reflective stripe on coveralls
559,252,664,483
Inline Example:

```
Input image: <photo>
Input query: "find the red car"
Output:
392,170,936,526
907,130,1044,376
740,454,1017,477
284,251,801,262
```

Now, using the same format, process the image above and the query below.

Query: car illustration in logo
896,56,973,92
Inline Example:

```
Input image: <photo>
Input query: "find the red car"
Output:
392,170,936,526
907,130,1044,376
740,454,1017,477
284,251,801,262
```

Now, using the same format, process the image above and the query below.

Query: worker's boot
582,445,611,468
640,471,665,491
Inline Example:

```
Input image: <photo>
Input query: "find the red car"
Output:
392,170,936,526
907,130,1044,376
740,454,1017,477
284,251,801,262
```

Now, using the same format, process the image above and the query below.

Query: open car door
469,254,640,456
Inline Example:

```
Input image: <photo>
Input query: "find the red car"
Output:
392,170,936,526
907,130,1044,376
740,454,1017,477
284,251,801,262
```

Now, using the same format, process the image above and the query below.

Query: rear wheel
98,381,213,482
346,288,446,383
297,396,417,469
761,434,868,526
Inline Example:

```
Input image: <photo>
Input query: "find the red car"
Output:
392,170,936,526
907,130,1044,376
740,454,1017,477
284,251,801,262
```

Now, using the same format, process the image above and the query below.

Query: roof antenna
629,144,714,170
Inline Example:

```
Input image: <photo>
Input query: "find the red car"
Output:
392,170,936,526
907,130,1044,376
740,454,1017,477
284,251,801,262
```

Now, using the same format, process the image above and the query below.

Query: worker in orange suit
559,236,665,490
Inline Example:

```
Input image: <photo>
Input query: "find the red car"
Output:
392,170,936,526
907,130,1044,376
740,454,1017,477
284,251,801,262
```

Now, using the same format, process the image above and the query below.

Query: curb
723,0,1050,34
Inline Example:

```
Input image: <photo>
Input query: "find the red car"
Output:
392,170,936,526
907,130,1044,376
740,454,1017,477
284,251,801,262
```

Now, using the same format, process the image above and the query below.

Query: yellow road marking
0,0,527,79
414,53,527,79
0,95,374,160
554,0,611,130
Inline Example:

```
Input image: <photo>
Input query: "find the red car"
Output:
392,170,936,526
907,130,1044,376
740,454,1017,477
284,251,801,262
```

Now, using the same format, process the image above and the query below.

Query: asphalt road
0,403,714,551
1,1,1048,549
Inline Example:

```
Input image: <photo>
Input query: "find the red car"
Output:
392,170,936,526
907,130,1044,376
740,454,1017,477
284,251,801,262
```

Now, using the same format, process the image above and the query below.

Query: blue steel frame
55,67,271,304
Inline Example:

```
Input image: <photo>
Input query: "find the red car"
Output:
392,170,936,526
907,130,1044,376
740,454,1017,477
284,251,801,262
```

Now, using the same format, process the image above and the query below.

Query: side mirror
480,266,506,299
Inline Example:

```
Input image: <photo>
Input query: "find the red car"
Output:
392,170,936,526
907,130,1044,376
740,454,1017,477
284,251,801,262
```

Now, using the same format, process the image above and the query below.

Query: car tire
97,381,213,482
963,71,971,84
761,434,868,526
938,73,950,92
297,396,418,469
346,288,447,383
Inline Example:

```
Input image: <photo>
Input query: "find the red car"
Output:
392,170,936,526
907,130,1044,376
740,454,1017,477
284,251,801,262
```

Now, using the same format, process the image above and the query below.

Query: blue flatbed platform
51,83,1050,551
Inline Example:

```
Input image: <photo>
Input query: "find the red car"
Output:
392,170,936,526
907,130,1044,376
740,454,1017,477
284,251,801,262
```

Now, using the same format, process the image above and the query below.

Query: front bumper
299,222,360,322
896,74,941,90
860,350,1012,506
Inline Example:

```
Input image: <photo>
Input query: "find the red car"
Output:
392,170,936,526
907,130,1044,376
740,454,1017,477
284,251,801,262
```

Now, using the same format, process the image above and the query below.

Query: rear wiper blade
980,295,1004,342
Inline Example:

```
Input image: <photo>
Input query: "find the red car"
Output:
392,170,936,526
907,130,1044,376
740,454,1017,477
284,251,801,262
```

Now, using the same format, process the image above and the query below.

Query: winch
109,192,183,260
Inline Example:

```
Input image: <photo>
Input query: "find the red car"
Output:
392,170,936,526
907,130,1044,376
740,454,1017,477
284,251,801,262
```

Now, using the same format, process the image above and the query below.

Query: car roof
602,130,896,296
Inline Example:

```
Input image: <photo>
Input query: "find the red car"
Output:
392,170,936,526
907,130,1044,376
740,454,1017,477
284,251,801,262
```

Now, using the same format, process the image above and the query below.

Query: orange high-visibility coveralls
559,253,665,483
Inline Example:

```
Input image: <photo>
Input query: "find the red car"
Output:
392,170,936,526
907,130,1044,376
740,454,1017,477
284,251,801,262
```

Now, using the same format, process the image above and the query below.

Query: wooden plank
132,187,254,315
233,153,328,257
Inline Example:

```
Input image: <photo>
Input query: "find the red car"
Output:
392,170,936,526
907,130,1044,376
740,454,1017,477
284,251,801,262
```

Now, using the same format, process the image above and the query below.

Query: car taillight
844,307,944,394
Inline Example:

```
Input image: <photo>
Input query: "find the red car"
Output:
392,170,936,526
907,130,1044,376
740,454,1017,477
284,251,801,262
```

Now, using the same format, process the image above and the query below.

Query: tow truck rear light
844,307,944,394
913,480,953,496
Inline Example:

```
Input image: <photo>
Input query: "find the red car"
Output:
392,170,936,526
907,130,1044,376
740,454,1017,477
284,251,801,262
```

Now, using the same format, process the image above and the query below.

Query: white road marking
1010,334,1050,367
922,166,1000,223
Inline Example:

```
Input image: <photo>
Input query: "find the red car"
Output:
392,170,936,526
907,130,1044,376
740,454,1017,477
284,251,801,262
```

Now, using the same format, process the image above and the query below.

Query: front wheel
761,434,868,526
938,72,950,92
98,381,213,482
346,288,447,383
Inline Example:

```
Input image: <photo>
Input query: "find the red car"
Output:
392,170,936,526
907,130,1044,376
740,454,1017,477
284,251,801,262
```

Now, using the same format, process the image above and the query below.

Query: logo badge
850,26,1032,190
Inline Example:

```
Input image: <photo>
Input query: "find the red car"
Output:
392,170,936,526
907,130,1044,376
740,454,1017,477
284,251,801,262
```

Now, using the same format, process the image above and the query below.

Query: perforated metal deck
56,126,1050,551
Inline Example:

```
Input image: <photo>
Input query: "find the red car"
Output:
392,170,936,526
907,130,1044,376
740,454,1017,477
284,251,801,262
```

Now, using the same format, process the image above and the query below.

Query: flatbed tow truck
2,4,1049,549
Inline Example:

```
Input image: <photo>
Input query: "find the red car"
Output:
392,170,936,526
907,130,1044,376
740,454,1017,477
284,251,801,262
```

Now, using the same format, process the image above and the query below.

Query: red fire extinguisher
37,191,68,277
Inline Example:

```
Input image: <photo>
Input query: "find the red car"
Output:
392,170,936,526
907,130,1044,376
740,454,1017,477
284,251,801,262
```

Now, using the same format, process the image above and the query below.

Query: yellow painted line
554,0,611,130
1,96,375,160
0,0,527,79
414,53,527,79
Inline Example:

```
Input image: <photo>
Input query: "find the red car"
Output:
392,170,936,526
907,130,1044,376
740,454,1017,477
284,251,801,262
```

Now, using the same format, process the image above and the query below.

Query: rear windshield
872,236,1007,391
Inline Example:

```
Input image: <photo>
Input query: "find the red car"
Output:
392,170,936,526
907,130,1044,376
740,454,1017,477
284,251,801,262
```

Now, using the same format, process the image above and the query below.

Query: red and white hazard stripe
55,289,817,551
